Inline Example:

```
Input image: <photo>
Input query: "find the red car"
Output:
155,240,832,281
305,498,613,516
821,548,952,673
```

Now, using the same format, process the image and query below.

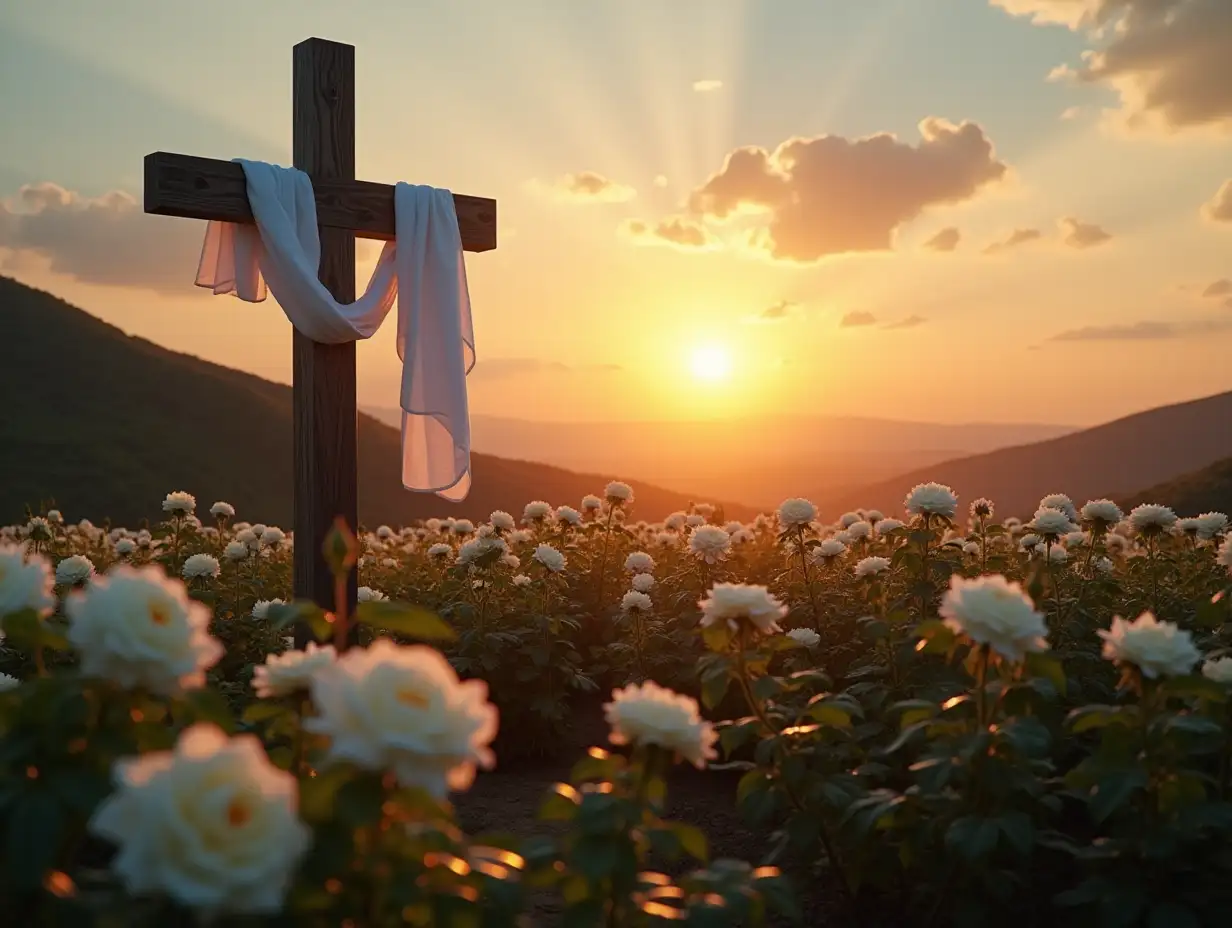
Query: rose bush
0,483,1229,925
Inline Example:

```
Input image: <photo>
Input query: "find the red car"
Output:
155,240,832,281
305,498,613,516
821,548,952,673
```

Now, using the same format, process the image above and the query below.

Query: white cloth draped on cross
194,159,475,502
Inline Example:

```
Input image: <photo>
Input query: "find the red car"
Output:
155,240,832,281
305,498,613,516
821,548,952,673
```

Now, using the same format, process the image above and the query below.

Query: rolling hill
1118,457,1232,517
365,408,1073,509
0,276,756,527
820,391,1232,520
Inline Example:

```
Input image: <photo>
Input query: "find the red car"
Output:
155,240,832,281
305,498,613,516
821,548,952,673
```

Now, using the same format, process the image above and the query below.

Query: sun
690,345,732,382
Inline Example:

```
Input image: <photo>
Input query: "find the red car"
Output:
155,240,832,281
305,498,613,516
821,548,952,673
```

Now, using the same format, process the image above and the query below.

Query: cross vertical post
292,38,358,629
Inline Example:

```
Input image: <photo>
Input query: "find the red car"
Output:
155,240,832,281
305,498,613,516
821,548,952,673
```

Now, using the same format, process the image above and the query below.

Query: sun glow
690,345,732,382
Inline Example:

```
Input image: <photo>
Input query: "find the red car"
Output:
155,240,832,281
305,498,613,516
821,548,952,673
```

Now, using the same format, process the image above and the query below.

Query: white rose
939,574,1048,663
1098,612,1200,679
66,565,223,694
631,573,656,593
904,482,958,519
55,554,95,586
777,498,817,529
698,583,786,635
854,556,891,578
252,642,336,698
605,681,717,768
532,544,566,573
305,639,498,798
0,544,55,617
89,724,309,915
1202,657,1232,685
621,591,653,613
787,628,821,648
182,553,220,580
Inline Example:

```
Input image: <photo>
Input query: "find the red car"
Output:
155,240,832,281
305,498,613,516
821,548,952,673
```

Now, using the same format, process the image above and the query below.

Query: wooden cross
144,37,497,619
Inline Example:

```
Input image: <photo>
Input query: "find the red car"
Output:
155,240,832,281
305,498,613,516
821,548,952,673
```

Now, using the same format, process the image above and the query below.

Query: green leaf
1148,903,1200,928
945,815,999,861
353,601,455,641
1024,652,1067,697
805,702,852,729
666,822,709,862
267,600,326,632
736,769,768,806
995,811,1035,856
539,784,580,822
702,622,732,654
242,701,292,725
181,687,236,733
1089,768,1148,824
6,788,63,890
700,671,732,711
1067,705,1125,734
1161,675,1228,703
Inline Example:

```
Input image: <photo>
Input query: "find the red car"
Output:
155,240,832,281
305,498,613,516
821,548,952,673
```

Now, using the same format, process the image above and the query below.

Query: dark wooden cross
143,37,497,618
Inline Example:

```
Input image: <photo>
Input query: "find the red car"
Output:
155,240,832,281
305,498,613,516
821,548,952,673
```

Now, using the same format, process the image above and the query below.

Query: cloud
840,311,878,328
1059,216,1113,249
992,0,1232,133
472,357,622,381
983,228,1042,254
883,314,929,330
1202,278,1232,297
746,299,801,324
529,171,636,203
1204,180,1232,222
653,175,669,188
621,216,718,251
1048,317,1232,342
922,227,961,252
692,79,723,92
1060,105,1084,121
682,118,1007,262
0,182,201,294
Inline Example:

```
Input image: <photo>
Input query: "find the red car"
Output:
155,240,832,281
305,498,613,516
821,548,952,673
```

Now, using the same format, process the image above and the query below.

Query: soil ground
453,699,837,926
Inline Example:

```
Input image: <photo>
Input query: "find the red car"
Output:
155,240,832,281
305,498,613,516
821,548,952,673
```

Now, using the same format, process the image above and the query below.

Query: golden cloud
681,118,1006,262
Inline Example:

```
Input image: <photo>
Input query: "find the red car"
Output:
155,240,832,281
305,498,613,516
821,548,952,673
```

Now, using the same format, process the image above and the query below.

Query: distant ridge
0,276,756,527
1118,458,1232,517
821,390,1232,519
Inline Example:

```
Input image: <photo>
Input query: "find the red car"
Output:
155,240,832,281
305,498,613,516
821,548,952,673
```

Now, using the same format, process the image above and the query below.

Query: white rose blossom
786,627,821,648
939,575,1048,663
604,681,717,768
1202,657,1232,685
532,544,567,573
89,724,310,915
698,583,786,636
0,544,55,617
56,554,95,586
305,639,498,797
904,483,958,519
252,642,337,698
162,491,197,515
1098,612,1200,679
182,553,221,580
777,498,817,529
67,565,223,694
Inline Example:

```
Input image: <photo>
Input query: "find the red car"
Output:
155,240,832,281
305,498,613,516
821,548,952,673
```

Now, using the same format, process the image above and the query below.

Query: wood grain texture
144,151,498,252
292,38,359,626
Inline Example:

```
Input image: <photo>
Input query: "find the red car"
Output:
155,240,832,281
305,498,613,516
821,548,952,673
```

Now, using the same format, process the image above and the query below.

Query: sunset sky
1,0,1230,427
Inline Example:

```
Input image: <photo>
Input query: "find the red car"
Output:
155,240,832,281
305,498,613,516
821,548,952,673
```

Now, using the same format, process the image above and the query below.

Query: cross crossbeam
144,152,497,251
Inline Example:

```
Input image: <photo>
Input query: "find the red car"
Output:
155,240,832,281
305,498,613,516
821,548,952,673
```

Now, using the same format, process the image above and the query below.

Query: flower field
2,483,1232,926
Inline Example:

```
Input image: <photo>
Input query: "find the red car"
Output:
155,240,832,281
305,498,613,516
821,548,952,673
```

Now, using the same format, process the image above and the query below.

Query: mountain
0,277,756,527
364,409,1074,509
1118,458,1232,517
820,391,1232,519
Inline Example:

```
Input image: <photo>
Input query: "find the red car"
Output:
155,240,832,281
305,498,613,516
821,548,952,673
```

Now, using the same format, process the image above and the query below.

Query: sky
1,0,1230,427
